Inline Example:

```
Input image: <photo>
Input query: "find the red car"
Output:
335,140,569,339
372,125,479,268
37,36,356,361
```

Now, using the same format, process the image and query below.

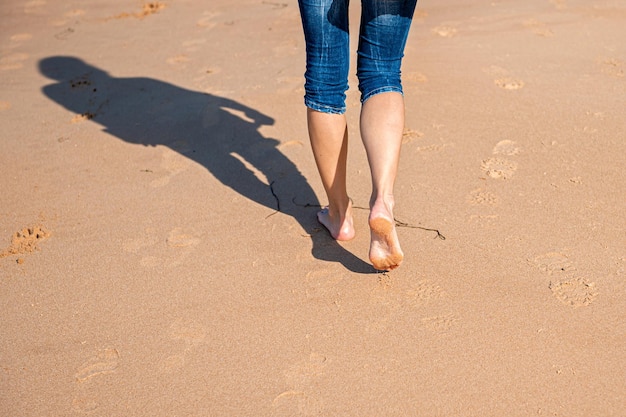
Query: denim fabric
298,0,418,114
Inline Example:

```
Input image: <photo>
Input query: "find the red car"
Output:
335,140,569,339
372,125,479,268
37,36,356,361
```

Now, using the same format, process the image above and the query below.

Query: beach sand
1,0,625,415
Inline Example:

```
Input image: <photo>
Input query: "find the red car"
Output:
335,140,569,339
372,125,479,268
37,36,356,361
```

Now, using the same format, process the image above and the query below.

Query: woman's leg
358,0,418,270
307,109,354,241
360,92,404,270
298,0,354,241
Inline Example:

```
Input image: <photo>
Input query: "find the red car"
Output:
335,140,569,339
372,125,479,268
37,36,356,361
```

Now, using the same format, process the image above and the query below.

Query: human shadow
39,56,374,273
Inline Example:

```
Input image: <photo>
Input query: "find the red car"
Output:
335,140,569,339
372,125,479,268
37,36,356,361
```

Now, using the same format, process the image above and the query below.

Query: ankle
370,193,395,213
328,195,352,217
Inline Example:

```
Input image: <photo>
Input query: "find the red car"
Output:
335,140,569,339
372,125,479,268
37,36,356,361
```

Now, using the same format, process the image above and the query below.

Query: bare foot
317,201,355,241
368,201,403,271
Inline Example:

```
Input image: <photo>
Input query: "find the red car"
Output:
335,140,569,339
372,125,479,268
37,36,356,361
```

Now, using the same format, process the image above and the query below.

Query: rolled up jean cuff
361,86,404,104
304,97,347,115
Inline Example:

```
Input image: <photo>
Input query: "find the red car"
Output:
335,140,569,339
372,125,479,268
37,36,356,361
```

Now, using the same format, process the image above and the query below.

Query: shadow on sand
39,56,374,273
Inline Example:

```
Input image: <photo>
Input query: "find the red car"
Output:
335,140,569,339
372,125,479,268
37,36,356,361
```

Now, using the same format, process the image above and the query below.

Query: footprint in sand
74,348,120,382
72,395,100,413
159,319,207,373
166,228,200,248
600,58,625,78
23,0,46,14
368,277,447,333
467,188,499,205
480,157,518,179
110,1,165,20
277,139,304,150
138,228,201,268
54,27,76,40
372,276,446,306
421,314,458,331
302,268,343,306
139,255,162,268
371,273,446,310
150,147,192,188
0,225,50,259
169,319,206,349
159,354,186,374
0,52,29,71
530,251,575,275
401,128,424,145
196,11,222,29
405,280,446,303
10,33,33,42
397,280,447,310
273,353,326,415
375,271,395,291
364,273,401,330
182,38,207,53
72,348,119,413
482,65,508,76
531,249,597,308
432,25,458,38
50,9,87,28
483,66,525,90
166,54,190,68
549,277,597,308
494,78,525,90
272,390,309,416
492,139,521,156
305,268,342,284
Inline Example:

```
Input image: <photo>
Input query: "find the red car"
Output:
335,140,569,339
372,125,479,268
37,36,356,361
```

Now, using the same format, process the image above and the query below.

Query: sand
1,0,625,415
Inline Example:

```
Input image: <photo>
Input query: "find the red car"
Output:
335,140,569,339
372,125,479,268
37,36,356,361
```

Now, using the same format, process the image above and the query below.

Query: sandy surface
1,0,625,415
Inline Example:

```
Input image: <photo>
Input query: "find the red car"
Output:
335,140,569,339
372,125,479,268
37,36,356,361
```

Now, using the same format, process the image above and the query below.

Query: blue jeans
298,0,418,114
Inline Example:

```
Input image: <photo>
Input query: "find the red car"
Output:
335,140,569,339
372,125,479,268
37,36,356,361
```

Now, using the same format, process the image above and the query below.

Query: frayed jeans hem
361,86,404,104
304,98,346,115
